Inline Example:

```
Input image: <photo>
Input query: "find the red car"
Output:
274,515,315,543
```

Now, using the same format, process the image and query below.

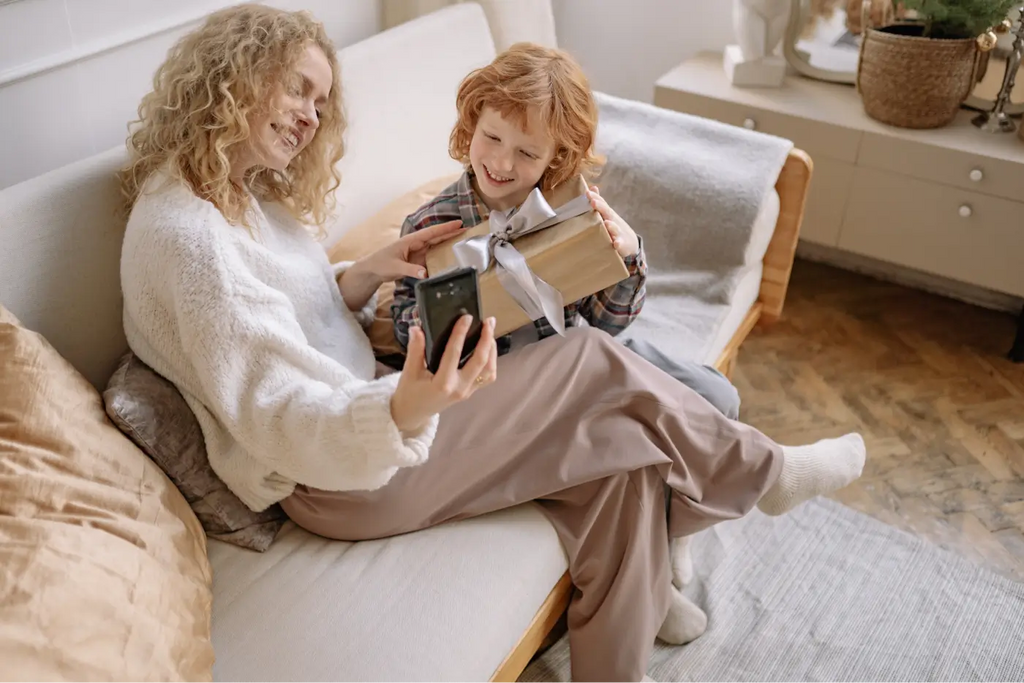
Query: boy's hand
587,186,639,258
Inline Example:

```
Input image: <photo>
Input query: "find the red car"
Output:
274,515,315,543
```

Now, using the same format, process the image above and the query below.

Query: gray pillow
103,352,285,552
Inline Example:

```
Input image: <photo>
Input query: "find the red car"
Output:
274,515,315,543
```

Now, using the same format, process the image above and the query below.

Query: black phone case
415,267,483,374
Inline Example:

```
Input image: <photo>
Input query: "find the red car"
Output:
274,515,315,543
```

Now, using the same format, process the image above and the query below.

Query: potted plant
856,0,1018,128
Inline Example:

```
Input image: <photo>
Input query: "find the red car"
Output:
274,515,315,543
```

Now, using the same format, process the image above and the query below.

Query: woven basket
857,24,981,129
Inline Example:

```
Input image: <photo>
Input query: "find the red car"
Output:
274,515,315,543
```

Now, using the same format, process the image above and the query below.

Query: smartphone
415,267,483,374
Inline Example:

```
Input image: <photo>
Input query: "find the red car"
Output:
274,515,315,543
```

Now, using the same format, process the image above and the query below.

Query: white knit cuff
348,373,436,469
333,260,380,330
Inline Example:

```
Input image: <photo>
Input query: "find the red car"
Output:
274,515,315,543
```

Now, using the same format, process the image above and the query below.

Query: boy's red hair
448,42,603,192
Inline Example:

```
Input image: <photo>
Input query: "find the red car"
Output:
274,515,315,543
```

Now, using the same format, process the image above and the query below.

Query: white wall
0,0,381,189
553,0,733,103
0,0,732,189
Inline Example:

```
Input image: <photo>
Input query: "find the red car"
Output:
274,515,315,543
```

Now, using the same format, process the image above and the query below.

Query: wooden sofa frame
491,148,814,681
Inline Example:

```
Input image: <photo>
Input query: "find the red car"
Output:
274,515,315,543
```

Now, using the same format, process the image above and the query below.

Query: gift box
425,176,629,338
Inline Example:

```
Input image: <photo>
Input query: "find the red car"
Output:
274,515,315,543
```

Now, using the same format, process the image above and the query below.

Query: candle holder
973,7,1024,133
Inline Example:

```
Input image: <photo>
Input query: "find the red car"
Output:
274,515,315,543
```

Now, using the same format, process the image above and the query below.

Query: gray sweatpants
621,337,741,420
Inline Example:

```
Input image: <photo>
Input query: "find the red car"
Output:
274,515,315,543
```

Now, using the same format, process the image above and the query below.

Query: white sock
669,535,693,589
657,585,707,645
757,433,866,516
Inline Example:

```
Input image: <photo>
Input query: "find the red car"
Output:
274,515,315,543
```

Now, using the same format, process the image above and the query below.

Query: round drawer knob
742,118,756,130
969,168,984,182
959,204,973,218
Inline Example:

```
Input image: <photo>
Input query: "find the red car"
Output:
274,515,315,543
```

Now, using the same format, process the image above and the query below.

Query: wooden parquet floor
733,259,1024,582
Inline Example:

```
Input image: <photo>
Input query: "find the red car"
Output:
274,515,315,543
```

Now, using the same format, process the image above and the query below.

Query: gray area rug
520,498,1024,682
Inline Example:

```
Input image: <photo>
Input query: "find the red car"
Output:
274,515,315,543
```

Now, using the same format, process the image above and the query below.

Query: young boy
390,42,739,419
391,43,645,358
388,43,735,646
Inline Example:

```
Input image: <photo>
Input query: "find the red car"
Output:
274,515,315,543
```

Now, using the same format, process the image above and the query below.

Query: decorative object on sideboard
966,12,1024,112
857,24,986,128
785,0,1024,117
783,0,886,83
844,0,900,35
974,6,1024,132
855,0,1018,129
724,0,792,87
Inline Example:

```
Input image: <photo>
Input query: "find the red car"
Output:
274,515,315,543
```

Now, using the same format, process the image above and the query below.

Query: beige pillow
0,305,214,681
328,173,462,357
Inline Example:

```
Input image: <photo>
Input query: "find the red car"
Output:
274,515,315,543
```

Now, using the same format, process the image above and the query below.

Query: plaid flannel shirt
390,171,647,356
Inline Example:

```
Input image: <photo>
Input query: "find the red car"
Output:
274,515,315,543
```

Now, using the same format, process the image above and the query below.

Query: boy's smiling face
469,106,557,212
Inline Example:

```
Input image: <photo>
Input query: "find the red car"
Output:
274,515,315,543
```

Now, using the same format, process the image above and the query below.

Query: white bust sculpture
725,0,792,87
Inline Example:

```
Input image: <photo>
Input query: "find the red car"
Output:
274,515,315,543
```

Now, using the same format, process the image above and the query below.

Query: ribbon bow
452,188,592,335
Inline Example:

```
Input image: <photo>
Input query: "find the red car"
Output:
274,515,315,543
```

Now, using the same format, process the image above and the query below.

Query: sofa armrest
712,148,813,380
759,149,813,325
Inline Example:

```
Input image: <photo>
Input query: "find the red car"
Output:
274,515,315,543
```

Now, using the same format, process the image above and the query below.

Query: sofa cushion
327,4,491,243
209,506,568,682
0,147,128,391
327,173,461,357
0,305,214,681
103,352,286,552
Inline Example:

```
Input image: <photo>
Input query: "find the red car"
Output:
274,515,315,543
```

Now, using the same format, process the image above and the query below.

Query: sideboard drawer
802,158,856,247
858,131,1024,203
653,88,862,164
838,167,1024,297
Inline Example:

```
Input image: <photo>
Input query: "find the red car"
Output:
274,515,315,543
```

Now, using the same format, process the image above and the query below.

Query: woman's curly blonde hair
449,42,603,192
119,4,344,229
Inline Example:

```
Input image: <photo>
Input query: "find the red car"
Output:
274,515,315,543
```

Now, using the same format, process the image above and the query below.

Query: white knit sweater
121,171,437,512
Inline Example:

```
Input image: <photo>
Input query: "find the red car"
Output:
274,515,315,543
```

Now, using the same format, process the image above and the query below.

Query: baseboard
796,241,1024,315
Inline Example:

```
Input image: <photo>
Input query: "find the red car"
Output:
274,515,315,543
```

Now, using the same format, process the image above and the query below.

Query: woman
119,6,865,681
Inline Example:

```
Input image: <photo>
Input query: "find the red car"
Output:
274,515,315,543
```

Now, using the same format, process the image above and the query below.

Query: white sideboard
654,51,1024,316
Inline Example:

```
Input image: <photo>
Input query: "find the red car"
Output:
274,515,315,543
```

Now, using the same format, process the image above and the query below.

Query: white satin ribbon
452,188,592,335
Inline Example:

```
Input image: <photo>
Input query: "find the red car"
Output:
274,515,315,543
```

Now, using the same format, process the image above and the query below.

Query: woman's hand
390,314,498,433
587,186,639,258
365,219,465,282
339,219,464,311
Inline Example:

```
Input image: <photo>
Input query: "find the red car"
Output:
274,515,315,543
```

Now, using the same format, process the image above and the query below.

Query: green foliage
898,0,1020,38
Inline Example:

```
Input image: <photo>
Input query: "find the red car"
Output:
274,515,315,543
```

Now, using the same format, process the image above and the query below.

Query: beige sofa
0,5,809,681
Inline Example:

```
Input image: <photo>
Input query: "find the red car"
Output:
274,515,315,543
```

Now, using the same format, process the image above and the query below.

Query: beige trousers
282,328,783,681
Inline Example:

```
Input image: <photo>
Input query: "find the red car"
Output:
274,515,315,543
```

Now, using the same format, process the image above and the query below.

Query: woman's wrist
338,259,383,312
390,391,430,434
